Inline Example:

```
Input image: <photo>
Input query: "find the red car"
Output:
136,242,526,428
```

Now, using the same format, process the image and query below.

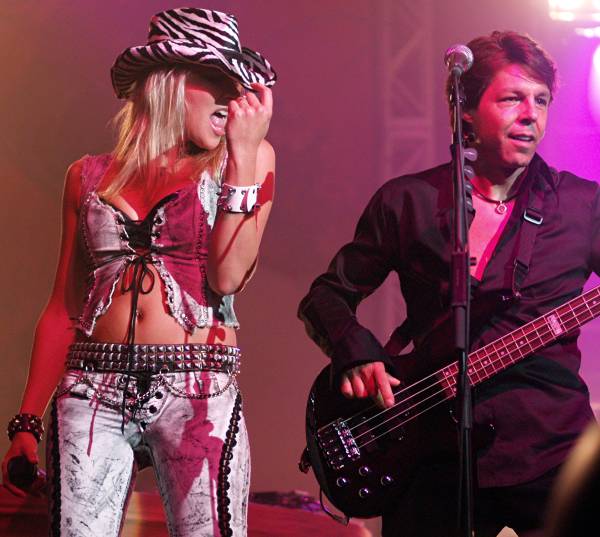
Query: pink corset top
73,154,239,337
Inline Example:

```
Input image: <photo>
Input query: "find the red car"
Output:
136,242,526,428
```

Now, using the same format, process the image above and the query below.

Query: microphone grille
444,44,474,73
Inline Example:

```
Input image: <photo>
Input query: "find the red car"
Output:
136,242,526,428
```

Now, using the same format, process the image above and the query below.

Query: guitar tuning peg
464,165,475,180
464,147,478,162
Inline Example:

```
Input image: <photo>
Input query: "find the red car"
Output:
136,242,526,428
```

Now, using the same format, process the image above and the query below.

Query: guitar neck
439,285,600,392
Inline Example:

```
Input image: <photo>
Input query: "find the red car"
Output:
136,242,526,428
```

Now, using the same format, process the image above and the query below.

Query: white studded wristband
217,183,261,214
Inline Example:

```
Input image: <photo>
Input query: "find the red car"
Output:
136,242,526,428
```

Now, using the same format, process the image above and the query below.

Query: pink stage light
549,0,600,22
575,26,600,36
590,44,600,126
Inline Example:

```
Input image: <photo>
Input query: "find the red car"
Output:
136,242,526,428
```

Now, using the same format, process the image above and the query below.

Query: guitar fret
564,306,588,329
526,327,544,352
441,369,452,389
561,317,578,332
508,333,522,362
480,356,495,376
473,353,491,380
480,347,500,378
572,303,593,326
567,301,583,327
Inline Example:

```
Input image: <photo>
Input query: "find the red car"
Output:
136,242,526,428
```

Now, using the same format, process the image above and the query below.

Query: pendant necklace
469,182,516,215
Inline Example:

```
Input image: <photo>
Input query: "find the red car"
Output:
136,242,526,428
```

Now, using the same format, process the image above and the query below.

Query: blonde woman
1,8,276,537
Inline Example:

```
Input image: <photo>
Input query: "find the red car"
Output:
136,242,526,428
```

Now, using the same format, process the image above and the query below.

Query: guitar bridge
317,419,360,470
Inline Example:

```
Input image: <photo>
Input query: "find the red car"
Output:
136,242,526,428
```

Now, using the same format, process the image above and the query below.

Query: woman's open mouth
210,110,228,136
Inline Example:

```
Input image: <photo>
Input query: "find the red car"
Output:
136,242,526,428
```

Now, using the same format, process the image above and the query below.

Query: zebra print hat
111,7,277,99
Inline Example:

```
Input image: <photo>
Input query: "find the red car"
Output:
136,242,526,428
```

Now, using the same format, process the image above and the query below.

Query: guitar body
303,291,513,518
305,354,462,518
303,285,600,517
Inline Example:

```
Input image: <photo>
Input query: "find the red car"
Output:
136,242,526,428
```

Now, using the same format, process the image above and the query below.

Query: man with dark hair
299,30,599,536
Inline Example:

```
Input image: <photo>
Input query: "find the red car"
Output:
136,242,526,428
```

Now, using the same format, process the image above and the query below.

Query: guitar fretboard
439,285,600,396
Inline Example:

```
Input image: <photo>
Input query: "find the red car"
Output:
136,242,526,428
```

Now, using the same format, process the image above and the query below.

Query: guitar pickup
317,418,360,470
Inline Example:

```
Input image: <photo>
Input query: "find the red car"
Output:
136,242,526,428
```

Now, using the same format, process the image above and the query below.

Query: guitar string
353,384,452,445
355,316,586,450
354,319,562,446
359,394,453,449
343,319,550,435
350,302,598,448
356,328,553,448
354,300,600,447
341,296,596,435
341,367,452,427
338,319,548,431
347,337,533,441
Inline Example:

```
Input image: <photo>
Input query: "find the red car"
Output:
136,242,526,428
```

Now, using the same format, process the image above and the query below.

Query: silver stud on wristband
7,413,44,443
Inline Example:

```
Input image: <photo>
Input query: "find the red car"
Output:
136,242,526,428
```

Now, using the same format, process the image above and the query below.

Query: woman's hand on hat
225,83,273,157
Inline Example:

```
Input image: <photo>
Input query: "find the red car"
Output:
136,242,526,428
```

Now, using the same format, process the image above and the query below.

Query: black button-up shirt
298,154,600,486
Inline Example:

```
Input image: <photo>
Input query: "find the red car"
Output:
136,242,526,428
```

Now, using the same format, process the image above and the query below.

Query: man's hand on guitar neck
340,361,401,409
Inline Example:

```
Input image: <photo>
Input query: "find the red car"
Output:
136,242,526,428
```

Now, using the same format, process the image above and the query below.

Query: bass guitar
300,285,600,518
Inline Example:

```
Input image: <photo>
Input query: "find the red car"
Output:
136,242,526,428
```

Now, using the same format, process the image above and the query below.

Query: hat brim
111,39,277,99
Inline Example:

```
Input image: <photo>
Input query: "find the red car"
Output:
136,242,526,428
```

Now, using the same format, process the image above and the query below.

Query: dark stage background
2,1,600,535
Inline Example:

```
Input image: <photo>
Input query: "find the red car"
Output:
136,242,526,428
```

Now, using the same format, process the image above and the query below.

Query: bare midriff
82,265,237,346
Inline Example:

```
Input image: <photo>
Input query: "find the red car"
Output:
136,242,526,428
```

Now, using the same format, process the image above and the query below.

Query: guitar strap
510,168,556,297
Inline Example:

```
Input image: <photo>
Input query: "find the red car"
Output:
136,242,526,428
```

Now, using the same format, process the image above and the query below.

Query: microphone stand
448,67,474,537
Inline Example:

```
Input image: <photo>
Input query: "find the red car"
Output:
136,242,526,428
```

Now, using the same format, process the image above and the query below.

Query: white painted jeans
46,369,250,537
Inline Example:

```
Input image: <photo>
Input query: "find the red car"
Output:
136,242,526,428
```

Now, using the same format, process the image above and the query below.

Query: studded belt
66,342,240,374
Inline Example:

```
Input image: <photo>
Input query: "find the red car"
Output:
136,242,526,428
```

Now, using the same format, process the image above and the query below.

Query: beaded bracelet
217,183,261,214
7,413,44,443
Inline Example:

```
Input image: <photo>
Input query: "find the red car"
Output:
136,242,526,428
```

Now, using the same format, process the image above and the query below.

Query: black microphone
444,44,474,76
7,456,38,490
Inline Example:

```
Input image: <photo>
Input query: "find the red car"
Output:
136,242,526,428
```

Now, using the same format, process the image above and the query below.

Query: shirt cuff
330,326,395,386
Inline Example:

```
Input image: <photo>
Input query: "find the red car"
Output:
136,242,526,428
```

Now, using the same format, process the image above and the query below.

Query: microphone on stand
444,44,474,76
445,42,476,537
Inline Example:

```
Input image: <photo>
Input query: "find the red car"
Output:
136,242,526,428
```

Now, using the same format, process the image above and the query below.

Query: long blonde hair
102,68,225,198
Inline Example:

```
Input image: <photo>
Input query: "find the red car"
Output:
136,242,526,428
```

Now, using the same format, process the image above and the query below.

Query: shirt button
149,405,157,414
155,392,163,399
